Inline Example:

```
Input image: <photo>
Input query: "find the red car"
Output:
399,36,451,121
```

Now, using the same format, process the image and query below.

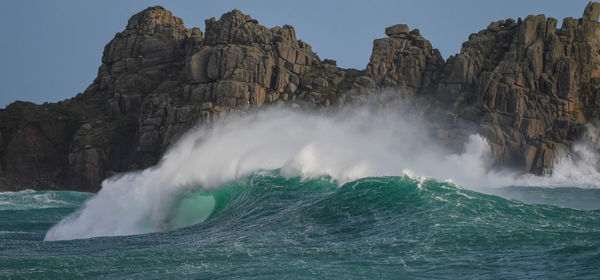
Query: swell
41,172,600,241
148,173,600,249
0,190,91,211
6,174,600,278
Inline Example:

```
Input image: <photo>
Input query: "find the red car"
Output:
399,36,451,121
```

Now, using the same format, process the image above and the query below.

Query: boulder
385,24,409,38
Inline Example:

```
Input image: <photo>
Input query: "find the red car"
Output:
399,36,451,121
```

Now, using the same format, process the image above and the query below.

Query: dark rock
3,3,600,192
431,2,600,173
323,59,337,66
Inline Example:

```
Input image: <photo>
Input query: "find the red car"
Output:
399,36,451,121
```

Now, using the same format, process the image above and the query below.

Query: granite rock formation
434,2,600,174
2,2,600,191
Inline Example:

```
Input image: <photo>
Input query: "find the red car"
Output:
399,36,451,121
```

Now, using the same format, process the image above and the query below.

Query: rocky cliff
2,3,600,191
434,2,600,174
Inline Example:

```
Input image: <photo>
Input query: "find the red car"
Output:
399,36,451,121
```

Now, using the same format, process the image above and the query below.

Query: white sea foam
515,124,600,188
0,189,85,211
43,108,600,241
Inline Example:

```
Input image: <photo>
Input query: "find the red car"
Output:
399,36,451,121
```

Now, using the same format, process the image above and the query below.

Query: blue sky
0,0,591,108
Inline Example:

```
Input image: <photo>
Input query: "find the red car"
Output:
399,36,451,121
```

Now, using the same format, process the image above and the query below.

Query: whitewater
42,108,600,241
44,108,503,240
2,107,600,279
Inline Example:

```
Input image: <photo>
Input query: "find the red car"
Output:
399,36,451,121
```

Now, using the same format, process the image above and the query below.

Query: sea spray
45,108,498,240
516,124,600,188
44,108,600,240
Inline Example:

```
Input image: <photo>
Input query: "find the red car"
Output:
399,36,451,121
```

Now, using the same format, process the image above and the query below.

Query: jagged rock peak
385,24,409,38
209,9,255,26
204,9,261,44
431,0,600,174
6,2,600,193
101,6,196,65
202,9,301,48
125,6,185,34
583,1,600,21
363,22,443,93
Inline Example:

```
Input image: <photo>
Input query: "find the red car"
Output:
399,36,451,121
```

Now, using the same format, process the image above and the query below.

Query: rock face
0,7,357,192
2,2,600,191
433,3,600,174
366,25,444,93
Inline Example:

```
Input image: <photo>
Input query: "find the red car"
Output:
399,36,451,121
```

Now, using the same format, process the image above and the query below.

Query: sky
0,0,591,108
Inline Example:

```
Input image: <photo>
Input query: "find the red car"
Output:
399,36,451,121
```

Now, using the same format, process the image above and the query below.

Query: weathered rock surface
432,2,600,174
2,2,600,191
365,25,444,93
0,7,357,191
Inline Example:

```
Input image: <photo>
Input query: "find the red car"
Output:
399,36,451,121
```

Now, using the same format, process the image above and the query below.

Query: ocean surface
1,174,600,279
2,110,600,279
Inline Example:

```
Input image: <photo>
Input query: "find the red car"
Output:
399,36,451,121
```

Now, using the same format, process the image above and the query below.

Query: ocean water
2,175,600,279
2,109,600,279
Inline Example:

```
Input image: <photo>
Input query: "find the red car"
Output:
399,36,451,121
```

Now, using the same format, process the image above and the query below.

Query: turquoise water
1,174,600,279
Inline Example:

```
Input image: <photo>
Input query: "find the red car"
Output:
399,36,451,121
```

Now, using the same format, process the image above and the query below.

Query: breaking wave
44,109,600,241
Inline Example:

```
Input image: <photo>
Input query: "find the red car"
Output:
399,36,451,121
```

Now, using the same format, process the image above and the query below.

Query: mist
44,105,600,241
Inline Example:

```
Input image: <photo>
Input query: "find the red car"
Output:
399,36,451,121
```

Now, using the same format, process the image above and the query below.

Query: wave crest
44,109,600,241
